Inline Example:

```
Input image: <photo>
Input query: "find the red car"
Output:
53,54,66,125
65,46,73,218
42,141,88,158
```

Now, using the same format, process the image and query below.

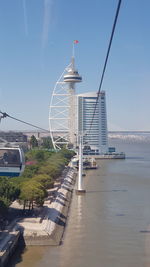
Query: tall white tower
49,45,82,149
63,56,82,145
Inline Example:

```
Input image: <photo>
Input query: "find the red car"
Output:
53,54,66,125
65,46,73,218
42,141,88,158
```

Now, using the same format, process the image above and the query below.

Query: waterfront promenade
0,167,76,266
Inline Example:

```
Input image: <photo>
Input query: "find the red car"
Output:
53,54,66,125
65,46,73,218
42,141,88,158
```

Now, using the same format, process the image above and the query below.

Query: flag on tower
74,40,79,44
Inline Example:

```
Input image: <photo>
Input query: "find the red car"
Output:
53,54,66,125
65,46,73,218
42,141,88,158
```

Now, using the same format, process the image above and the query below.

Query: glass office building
77,91,108,154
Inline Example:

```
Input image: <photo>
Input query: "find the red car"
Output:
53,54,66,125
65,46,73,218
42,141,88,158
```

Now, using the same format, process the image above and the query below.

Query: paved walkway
0,166,76,249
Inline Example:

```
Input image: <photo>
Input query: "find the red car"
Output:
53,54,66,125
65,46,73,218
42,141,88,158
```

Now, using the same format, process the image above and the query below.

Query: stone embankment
0,167,76,266
0,231,20,267
22,167,76,245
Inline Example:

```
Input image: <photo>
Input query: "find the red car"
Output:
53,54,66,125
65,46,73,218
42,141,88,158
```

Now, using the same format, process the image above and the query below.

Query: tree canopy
0,148,75,215
41,136,53,149
30,135,38,148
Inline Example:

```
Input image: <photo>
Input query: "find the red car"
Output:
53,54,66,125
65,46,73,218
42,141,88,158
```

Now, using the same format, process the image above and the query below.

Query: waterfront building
0,132,27,143
77,91,108,154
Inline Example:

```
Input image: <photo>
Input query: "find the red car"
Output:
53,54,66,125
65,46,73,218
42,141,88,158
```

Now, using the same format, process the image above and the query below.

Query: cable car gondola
0,147,25,177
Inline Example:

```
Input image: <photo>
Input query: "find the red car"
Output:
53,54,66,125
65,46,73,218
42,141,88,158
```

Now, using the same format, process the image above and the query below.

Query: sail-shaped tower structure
49,52,82,150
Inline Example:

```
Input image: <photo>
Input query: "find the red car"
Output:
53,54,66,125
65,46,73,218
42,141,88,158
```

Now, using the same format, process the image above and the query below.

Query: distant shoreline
0,130,150,134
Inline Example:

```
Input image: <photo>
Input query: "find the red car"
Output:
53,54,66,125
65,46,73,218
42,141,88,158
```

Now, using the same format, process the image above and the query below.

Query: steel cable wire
0,110,49,132
88,0,122,134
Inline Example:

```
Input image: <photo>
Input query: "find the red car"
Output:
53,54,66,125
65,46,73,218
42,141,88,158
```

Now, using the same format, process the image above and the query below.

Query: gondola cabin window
0,149,20,167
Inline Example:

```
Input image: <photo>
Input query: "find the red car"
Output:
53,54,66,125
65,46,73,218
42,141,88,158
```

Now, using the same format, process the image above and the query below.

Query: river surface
9,139,150,267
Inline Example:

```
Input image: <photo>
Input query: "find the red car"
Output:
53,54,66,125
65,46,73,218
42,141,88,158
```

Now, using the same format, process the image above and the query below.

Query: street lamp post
76,134,86,194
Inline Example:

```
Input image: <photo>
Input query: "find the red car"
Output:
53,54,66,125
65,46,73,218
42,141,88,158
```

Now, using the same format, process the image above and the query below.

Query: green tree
38,163,59,179
32,174,53,189
21,165,39,178
0,197,10,218
0,177,20,201
25,149,53,163
30,135,38,148
60,148,75,160
41,137,53,149
0,147,75,220
20,180,47,210
0,177,20,219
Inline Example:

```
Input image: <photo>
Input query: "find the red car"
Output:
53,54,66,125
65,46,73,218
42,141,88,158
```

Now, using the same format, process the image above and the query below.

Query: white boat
71,156,97,169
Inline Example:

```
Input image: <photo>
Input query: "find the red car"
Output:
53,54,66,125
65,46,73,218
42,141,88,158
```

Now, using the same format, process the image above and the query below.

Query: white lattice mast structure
49,41,82,149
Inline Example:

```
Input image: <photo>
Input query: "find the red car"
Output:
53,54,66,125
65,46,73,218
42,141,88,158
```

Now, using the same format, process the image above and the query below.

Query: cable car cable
0,110,49,133
88,0,122,133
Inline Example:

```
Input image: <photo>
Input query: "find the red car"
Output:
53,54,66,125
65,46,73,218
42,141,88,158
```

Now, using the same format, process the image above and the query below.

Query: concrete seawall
0,231,20,267
18,167,76,246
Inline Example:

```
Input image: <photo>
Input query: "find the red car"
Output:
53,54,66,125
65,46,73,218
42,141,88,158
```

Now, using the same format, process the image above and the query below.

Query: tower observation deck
49,44,82,150
64,57,82,84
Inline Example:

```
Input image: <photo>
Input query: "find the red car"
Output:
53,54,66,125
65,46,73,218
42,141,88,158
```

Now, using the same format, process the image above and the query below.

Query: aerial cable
0,110,49,133
88,0,122,133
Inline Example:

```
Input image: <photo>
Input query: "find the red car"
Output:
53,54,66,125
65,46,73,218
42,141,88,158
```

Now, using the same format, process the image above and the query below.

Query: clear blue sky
0,0,150,131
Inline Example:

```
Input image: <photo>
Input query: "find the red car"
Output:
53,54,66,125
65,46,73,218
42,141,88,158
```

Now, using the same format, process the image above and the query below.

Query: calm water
10,139,150,267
